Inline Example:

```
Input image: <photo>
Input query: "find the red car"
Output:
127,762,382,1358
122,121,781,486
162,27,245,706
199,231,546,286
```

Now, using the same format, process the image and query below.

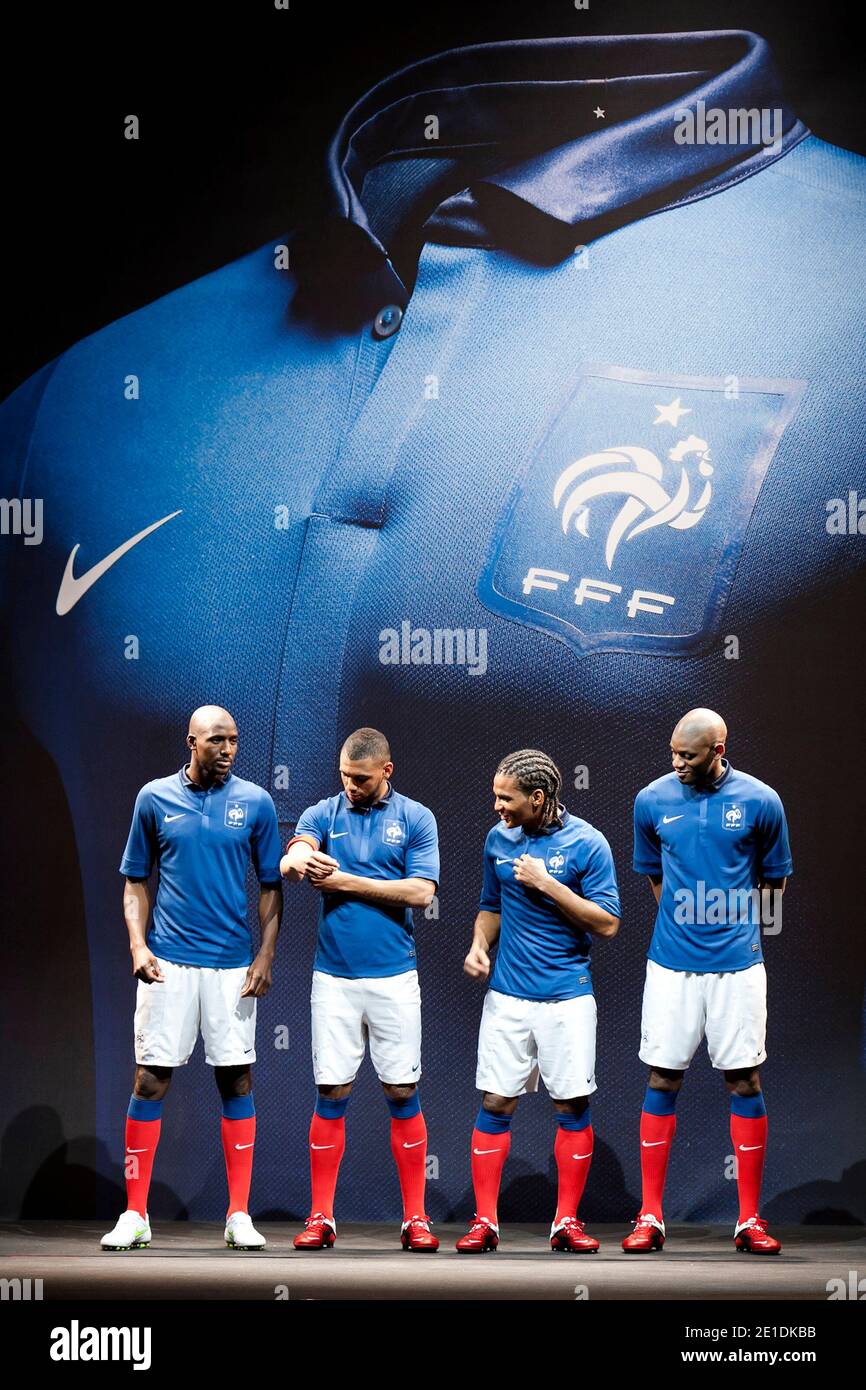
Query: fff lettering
522,567,675,619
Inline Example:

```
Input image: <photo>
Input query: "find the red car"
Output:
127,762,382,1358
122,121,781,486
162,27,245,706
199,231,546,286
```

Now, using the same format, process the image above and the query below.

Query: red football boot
293,1213,336,1249
401,1215,440,1252
622,1213,666,1252
550,1217,600,1253
734,1216,781,1255
455,1216,499,1253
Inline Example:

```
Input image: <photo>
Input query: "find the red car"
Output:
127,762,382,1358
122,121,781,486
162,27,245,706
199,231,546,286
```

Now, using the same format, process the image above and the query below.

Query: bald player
623,709,792,1256
101,707,284,1251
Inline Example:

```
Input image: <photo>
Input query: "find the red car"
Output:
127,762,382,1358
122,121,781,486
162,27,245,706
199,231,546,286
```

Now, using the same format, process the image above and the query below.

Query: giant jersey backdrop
1,31,865,1223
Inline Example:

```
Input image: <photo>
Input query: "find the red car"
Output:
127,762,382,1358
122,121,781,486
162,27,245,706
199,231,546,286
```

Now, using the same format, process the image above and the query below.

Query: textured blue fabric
1,31,864,1223
731,1092,767,1119
127,1095,164,1121
315,1094,350,1119
386,1090,421,1118
556,1108,591,1131
643,1086,679,1117
634,765,792,972
221,1093,255,1119
475,1107,513,1134
295,785,439,977
120,769,283,968
479,810,620,1000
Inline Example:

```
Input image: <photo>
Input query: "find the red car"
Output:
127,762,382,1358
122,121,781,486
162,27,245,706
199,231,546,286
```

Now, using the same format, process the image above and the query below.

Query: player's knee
134,1065,172,1100
215,1064,252,1098
382,1082,416,1103
482,1092,518,1116
649,1067,683,1092
319,1082,353,1100
724,1069,761,1096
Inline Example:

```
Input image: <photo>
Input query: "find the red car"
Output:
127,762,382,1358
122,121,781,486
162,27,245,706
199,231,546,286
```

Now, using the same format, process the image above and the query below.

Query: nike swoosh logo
662,814,684,824
571,1152,593,1160
738,1144,764,1151
495,858,513,866
164,813,185,823
56,509,182,616
311,1144,335,1150
402,1139,425,1149
641,1140,667,1147
126,1148,149,1154
331,831,349,838
473,1147,500,1155
233,1142,255,1150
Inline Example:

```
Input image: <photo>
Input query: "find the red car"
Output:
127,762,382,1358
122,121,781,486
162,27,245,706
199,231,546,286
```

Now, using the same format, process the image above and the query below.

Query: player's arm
464,909,500,979
309,871,436,908
123,877,164,983
647,874,663,904
280,833,319,881
513,856,619,937
241,883,283,998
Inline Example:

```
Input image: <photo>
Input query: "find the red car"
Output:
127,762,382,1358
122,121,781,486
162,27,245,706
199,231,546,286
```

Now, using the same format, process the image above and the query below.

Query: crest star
653,397,691,426
593,106,605,119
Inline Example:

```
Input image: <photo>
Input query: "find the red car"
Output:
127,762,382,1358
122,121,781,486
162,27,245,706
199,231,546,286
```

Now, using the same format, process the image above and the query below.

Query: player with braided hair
457,749,620,1253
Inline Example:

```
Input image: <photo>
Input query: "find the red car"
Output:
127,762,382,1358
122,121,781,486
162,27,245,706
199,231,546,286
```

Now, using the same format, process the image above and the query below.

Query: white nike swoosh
641,1139,667,1147
662,814,684,824
55,509,182,616
310,1143,335,1150
126,1148,149,1154
331,831,349,838
402,1139,425,1149
738,1144,764,1151
234,1142,255,1150
495,858,513,865
164,813,185,822
473,1147,500,1155
571,1152,593,1160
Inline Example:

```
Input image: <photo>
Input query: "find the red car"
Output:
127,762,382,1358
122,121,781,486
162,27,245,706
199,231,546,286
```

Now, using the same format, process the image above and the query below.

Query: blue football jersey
479,811,620,1001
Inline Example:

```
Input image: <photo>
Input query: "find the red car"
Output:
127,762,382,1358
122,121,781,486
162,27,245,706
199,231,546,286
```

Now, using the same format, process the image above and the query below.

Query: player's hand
464,942,491,980
241,952,272,998
305,851,341,883
512,853,552,892
280,852,307,882
308,868,348,893
131,946,164,984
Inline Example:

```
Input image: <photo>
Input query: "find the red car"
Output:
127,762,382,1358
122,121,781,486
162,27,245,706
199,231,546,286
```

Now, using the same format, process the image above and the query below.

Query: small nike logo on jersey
473,1147,500,1155
311,1143,335,1150
56,509,183,615
662,814,684,824
164,813,185,822
234,1142,255,1150
402,1140,425,1149
738,1144,764,1151
126,1148,149,1154
495,858,514,865
641,1139,667,1147
571,1152,593,1160
331,831,349,838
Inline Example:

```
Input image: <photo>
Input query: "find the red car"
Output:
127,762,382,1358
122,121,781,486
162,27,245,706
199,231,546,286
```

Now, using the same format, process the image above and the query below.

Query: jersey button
372,304,403,339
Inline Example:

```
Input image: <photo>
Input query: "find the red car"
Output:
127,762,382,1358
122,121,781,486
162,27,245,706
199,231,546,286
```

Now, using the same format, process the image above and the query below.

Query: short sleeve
575,833,621,918
757,792,793,878
633,790,663,874
252,791,284,885
478,833,501,913
119,787,157,878
293,799,329,849
403,805,440,887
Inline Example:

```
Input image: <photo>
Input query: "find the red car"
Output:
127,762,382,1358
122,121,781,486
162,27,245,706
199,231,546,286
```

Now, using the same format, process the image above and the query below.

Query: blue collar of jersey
292,31,807,304
179,764,232,792
342,780,394,812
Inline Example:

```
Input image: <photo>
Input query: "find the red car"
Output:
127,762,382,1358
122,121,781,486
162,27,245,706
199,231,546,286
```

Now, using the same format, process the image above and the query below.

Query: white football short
639,959,767,1071
475,988,598,1101
310,968,422,1085
134,957,256,1067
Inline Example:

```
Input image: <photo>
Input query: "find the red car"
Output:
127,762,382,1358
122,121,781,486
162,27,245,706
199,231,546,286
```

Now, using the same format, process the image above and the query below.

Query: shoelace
468,1218,494,1236
405,1215,431,1230
306,1212,330,1228
557,1217,585,1233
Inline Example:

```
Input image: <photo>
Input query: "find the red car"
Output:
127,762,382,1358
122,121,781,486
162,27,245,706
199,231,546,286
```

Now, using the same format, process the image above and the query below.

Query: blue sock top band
475,1106,513,1134
643,1085,679,1116
386,1091,421,1119
730,1092,767,1118
128,1095,163,1121
315,1094,350,1120
556,1107,591,1131
221,1093,255,1120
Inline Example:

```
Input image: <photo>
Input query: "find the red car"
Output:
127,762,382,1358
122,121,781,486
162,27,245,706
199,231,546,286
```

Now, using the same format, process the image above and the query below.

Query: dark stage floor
2,1221,863,1300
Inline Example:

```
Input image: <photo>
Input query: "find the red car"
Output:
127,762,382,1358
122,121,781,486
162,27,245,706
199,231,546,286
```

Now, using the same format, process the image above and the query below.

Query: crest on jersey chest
477,365,804,656
225,801,247,829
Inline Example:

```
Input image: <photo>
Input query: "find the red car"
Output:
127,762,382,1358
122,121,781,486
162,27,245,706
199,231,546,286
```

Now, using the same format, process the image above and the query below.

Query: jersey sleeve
576,833,621,918
403,805,440,887
633,789,662,874
119,787,157,878
251,791,284,885
292,799,329,849
756,791,793,878
478,831,501,913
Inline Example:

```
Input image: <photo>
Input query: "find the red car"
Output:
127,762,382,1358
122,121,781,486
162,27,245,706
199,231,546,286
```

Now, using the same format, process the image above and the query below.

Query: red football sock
639,1111,676,1220
470,1127,511,1225
390,1112,428,1219
124,1116,161,1215
731,1113,768,1222
221,1115,256,1217
308,1113,346,1220
553,1124,594,1224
